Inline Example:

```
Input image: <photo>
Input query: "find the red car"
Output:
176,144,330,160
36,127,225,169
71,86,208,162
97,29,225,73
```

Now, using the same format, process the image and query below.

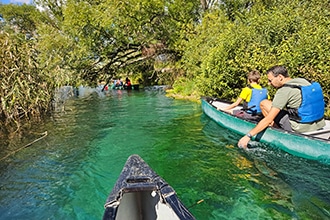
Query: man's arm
237,107,280,148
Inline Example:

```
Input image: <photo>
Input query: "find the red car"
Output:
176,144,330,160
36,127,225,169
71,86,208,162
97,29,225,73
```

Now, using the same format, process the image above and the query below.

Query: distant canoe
103,154,195,220
131,84,140,90
202,97,330,163
112,84,139,90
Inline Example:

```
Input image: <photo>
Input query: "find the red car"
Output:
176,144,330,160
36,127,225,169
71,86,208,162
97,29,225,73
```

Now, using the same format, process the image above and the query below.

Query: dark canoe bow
103,154,195,220
202,97,330,163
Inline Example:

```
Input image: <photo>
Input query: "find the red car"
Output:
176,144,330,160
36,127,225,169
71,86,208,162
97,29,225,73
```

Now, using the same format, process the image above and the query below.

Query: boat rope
0,131,48,161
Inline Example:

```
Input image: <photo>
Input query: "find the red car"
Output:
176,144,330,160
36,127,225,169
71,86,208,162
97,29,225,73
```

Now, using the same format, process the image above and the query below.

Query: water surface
0,89,329,219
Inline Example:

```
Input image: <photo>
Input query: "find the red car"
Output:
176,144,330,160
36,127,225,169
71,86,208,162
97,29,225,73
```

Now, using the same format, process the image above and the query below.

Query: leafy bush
176,0,330,116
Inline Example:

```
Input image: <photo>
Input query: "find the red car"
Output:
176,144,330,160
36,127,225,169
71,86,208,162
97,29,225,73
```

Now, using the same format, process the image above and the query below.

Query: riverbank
165,89,201,103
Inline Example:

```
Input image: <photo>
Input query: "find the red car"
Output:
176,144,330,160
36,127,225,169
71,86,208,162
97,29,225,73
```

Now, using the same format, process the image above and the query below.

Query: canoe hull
103,155,195,220
202,98,330,162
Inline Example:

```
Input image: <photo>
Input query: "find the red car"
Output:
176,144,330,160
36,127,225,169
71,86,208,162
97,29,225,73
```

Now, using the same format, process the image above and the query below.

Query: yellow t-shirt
239,84,264,102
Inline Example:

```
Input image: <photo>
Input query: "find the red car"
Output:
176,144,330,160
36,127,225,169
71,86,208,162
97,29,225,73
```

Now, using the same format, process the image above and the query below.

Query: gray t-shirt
272,78,325,132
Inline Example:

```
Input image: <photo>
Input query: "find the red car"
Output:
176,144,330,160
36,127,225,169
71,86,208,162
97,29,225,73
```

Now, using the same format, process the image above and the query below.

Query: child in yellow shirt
219,70,269,120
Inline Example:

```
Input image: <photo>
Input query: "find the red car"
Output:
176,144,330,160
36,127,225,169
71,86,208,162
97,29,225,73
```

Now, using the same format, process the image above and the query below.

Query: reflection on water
0,89,329,220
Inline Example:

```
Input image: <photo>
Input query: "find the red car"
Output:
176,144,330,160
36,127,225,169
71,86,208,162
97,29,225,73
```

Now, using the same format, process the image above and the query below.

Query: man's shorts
274,110,292,131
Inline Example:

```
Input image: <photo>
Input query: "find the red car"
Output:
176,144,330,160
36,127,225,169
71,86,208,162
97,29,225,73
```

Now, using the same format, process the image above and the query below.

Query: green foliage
177,0,330,117
0,4,69,130
37,23,80,87
0,4,41,33
171,77,198,97
0,31,53,129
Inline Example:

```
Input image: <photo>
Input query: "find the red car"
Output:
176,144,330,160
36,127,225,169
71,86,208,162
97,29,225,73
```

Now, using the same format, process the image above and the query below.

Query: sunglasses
268,76,277,83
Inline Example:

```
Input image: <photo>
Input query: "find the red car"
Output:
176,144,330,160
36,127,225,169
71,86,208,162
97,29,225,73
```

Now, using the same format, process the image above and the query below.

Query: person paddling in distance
238,65,326,148
218,70,269,120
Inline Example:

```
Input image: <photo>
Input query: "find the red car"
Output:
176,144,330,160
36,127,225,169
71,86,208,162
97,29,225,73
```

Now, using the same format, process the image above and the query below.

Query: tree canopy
35,0,201,82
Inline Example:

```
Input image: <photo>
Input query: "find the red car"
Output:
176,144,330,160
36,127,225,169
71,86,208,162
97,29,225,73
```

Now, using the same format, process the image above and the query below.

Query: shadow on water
0,90,329,220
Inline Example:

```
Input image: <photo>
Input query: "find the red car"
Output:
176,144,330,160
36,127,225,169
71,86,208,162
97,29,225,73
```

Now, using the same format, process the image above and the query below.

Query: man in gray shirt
238,65,325,148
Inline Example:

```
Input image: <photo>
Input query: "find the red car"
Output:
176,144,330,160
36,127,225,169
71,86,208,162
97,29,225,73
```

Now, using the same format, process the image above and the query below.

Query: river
0,88,329,219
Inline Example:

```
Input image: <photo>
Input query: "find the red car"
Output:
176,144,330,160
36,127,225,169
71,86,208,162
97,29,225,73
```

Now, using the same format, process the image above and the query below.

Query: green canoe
202,97,330,163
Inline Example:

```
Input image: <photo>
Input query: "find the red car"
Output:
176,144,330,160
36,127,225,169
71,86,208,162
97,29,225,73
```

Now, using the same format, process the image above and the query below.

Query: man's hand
238,135,250,149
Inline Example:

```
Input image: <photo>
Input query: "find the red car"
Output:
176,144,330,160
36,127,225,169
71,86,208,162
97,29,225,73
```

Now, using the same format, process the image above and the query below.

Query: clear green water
0,89,329,220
